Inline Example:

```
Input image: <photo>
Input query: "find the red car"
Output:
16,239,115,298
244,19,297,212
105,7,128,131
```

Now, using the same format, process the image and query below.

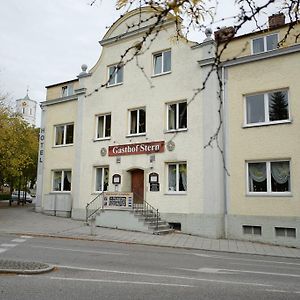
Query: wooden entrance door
131,169,144,204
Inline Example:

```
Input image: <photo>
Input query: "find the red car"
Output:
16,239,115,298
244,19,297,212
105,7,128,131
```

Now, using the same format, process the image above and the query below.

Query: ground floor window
247,160,290,194
95,167,109,192
167,162,187,192
53,170,72,191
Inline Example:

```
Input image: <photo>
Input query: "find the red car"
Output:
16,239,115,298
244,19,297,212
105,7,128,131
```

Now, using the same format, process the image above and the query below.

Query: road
0,233,300,299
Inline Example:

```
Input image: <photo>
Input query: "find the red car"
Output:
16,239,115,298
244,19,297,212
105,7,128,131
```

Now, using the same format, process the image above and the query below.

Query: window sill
106,82,123,88
246,192,292,197
243,119,292,128
93,137,111,142
164,128,188,134
126,133,146,138
165,192,187,196
151,71,171,78
50,191,71,194
53,144,74,148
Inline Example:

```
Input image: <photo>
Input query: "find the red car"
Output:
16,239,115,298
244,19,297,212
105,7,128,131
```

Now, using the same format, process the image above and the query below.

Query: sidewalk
1,202,300,259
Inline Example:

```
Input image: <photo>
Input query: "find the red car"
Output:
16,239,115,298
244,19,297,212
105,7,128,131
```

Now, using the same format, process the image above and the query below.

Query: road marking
265,289,293,294
11,238,27,243
19,275,195,287
187,252,300,267
30,245,129,256
56,264,272,287
20,235,33,239
177,267,300,278
0,244,17,247
0,248,7,254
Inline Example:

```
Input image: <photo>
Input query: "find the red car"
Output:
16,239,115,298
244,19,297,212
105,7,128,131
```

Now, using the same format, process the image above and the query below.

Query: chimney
214,26,235,43
268,13,285,29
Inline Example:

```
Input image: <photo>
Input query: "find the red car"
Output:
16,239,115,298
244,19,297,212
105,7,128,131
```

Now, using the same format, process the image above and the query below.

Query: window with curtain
129,108,146,135
167,101,187,131
95,167,109,192
108,64,123,86
153,50,171,75
55,123,74,146
52,170,72,192
245,90,289,126
96,114,111,139
248,161,290,194
168,162,187,192
252,33,278,54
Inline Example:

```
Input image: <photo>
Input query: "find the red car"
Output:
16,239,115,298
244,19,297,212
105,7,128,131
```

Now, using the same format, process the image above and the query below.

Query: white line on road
30,245,129,256
265,289,294,294
177,267,300,278
0,248,7,254
0,244,18,247
186,252,300,267
19,275,195,287
56,264,272,287
20,236,33,239
11,238,27,243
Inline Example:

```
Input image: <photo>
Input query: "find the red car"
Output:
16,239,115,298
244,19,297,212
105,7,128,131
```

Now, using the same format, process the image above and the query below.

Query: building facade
36,7,224,238
220,15,300,247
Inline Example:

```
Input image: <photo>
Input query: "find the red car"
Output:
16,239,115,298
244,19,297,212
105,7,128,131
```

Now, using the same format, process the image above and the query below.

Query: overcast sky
0,0,279,126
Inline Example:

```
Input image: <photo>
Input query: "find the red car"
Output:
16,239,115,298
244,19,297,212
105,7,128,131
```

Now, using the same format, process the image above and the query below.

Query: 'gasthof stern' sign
108,141,165,156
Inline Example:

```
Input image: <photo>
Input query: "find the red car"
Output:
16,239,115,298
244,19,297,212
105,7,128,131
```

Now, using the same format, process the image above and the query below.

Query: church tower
16,90,37,126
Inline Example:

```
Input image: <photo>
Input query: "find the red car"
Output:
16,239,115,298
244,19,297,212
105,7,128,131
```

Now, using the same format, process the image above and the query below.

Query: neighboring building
35,7,224,238
36,8,300,247
219,14,300,247
16,92,37,126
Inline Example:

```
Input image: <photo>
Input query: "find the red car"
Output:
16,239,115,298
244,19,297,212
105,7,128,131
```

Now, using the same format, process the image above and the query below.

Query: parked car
11,191,33,203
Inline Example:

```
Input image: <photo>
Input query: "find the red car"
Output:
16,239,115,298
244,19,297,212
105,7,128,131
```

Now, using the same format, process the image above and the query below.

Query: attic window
252,34,278,54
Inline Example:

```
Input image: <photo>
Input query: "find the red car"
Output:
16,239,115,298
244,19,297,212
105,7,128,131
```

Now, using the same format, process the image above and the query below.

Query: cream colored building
36,7,224,237
220,15,300,246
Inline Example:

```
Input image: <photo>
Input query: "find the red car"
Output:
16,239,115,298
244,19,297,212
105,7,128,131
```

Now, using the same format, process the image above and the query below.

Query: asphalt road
1,233,300,300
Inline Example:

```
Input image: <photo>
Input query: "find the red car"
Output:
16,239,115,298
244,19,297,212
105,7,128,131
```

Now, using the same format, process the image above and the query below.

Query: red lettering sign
108,141,165,156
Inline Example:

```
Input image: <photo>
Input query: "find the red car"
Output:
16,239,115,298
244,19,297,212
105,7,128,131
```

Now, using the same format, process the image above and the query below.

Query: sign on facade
103,192,133,208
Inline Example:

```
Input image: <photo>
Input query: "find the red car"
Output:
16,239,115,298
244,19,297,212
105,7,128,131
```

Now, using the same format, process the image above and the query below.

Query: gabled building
36,7,224,237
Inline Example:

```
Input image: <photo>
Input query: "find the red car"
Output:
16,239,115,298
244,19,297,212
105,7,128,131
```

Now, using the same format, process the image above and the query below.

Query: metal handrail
85,192,103,222
132,194,160,231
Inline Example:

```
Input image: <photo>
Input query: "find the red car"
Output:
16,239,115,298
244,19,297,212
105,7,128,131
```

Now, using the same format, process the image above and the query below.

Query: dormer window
61,85,73,97
252,33,278,54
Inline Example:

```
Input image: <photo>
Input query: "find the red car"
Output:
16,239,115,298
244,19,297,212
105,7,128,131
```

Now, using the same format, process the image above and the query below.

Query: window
108,64,123,86
95,167,109,192
245,90,289,125
252,34,278,54
247,161,290,194
96,114,111,139
61,85,73,97
53,170,72,192
129,108,146,135
30,108,32,115
243,225,262,235
275,227,296,238
153,50,171,75
55,123,74,146
22,108,25,114
168,162,187,192
167,101,187,131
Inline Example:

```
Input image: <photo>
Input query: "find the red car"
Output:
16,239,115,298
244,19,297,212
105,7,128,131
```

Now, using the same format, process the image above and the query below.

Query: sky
0,0,279,126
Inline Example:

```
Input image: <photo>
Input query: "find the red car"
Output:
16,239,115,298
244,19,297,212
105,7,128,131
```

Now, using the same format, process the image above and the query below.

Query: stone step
153,228,174,235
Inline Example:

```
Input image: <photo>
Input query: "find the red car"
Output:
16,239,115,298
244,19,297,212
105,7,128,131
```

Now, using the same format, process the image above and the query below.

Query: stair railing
133,194,160,231
86,192,104,223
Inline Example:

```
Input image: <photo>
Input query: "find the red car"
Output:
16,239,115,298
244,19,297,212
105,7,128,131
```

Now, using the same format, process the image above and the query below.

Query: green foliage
0,103,39,190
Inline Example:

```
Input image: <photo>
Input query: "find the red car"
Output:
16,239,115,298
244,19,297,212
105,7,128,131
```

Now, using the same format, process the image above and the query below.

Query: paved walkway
1,201,300,259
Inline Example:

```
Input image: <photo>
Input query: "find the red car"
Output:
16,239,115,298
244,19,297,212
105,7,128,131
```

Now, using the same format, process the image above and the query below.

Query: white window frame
128,107,146,136
166,162,187,194
251,33,278,54
244,89,290,127
61,84,73,97
246,160,291,196
94,166,109,193
95,113,111,140
153,49,171,76
52,170,72,192
54,123,74,146
166,100,188,132
107,64,123,86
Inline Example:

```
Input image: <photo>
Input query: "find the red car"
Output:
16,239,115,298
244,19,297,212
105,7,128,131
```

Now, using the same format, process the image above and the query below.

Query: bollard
90,217,96,236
